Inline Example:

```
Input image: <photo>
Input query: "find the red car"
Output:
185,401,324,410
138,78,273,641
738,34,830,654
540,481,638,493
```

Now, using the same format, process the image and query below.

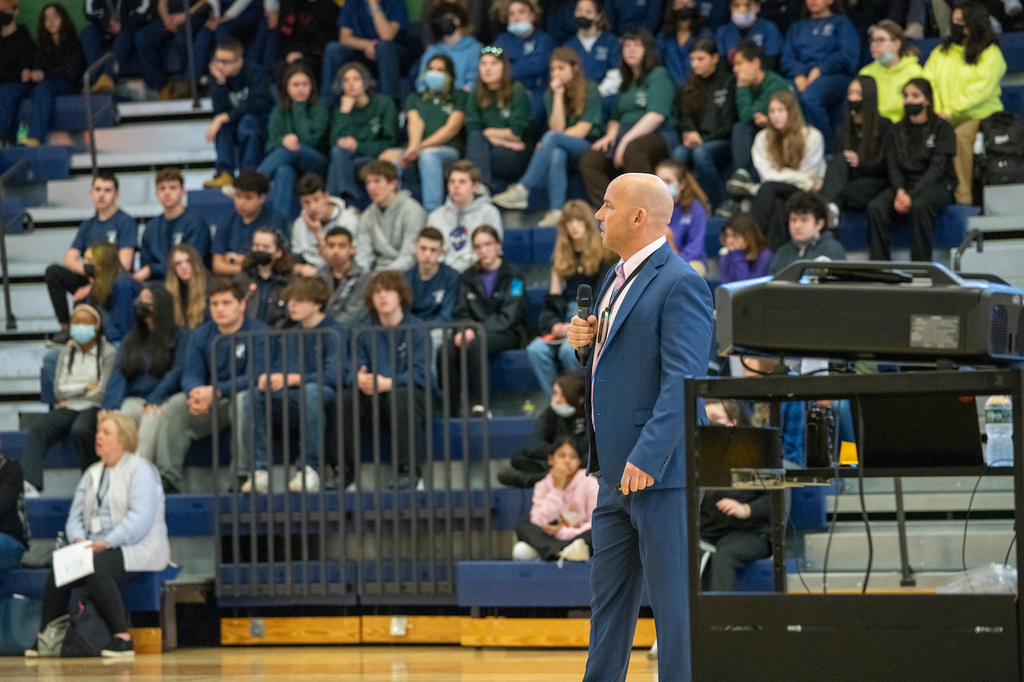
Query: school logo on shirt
524,40,536,55
501,107,511,119
172,232,184,245
752,33,764,46
813,22,834,36
370,117,381,134
235,343,247,358
433,289,446,304
106,230,117,244
714,88,728,107
926,133,936,148
450,225,468,251
596,46,608,61
228,87,250,108
441,103,454,115
635,91,647,108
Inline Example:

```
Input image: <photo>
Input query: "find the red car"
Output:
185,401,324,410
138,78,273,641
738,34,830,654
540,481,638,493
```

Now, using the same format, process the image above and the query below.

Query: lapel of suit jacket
599,242,671,356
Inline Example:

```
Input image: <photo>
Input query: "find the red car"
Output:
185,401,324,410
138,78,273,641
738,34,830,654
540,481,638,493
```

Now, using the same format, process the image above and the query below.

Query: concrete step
117,98,213,121
5,229,76,264
0,282,56,322
982,185,1024,217
828,491,1014,513
803,519,1015,572
842,476,1014,494
0,402,45,431
71,121,216,170
786,570,1008,593
28,204,156,226
43,169,212,208
0,341,50,379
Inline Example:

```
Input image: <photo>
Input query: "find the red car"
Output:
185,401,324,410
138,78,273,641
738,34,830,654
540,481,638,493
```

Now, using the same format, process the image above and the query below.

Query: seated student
427,161,504,272
203,39,275,189
923,2,1006,205
671,38,736,210
564,0,622,109
858,20,923,124
464,46,534,196
405,227,461,325
155,278,264,494
414,2,482,93
492,47,604,227
716,0,783,71
493,0,554,121
381,54,468,213
80,0,145,93
133,0,211,99
354,161,427,272
779,0,858,152
655,161,709,276
728,40,791,183
526,201,613,395
718,213,772,283
448,225,527,413
291,173,359,277
318,226,370,327
0,2,35,146
579,29,676,208
821,76,892,218
257,63,330,221
605,0,662,35
699,398,772,592
29,413,169,660
512,436,597,563
768,190,846,274
45,172,136,344
100,286,186,466
326,62,398,204
658,0,713,87
236,227,294,328
24,4,85,146
498,371,586,488
867,78,956,262
211,171,289,275
0,447,29,573
136,169,211,284
245,276,345,493
269,0,338,86
348,271,428,488
741,91,825,250
165,244,209,330
23,304,116,496
83,242,142,345
320,0,411,102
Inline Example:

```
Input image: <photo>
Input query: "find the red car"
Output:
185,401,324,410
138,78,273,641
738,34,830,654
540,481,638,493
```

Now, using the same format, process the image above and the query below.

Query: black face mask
847,100,861,117
575,16,594,29
134,300,152,321
0,11,14,26
950,23,965,43
904,102,925,118
674,6,698,21
83,263,96,278
437,16,458,36
251,250,273,266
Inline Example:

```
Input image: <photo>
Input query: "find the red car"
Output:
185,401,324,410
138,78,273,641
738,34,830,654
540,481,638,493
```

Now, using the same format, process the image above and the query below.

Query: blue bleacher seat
2,197,26,229
705,216,725,260
1002,85,1024,119
489,350,542,393
526,286,546,328
16,95,117,134
0,146,72,183
187,189,235,227
503,229,531,265
835,203,980,253
531,227,557,264
0,564,181,613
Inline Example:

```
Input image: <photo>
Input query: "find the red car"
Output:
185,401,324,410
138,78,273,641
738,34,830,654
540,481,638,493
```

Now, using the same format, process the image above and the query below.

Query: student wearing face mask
235,227,295,327
858,21,923,123
564,0,621,113
716,0,782,71
657,0,713,87
923,2,1006,205
655,160,709,276
494,0,554,123
414,2,482,93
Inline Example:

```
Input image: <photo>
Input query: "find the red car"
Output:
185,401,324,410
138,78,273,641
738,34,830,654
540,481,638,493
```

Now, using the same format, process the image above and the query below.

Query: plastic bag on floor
936,563,1018,594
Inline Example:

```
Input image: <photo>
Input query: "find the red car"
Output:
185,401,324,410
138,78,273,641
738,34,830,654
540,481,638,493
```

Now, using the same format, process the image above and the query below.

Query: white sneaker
556,537,591,567
288,466,320,492
240,470,269,493
827,202,840,230
512,541,541,561
537,209,563,227
647,639,658,660
23,481,40,498
492,183,529,209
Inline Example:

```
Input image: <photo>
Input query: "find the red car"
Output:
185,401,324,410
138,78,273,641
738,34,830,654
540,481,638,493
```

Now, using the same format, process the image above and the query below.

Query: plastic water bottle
16,122,28,146
985,395,1014,467
522,399,535,417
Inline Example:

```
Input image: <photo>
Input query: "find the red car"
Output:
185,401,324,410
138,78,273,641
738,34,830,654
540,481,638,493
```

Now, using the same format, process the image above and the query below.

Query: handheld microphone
576,284,593,364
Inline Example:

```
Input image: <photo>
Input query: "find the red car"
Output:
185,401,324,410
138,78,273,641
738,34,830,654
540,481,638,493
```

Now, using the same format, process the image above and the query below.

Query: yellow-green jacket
859,54,924,122
923,43,1006,126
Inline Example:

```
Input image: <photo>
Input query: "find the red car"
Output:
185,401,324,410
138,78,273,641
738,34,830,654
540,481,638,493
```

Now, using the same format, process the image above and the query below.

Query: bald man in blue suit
567,173,715,682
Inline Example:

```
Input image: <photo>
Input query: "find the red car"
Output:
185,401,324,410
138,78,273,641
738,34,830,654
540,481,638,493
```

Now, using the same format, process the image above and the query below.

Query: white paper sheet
53,541,95,588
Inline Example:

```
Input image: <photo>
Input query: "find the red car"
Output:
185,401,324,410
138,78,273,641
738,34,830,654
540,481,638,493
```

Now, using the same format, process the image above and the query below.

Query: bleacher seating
0,564,181,614
16,95,117,136
835,203,980,253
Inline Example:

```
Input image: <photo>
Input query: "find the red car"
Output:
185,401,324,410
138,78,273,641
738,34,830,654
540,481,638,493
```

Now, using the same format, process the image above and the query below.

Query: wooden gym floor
1,646,658,681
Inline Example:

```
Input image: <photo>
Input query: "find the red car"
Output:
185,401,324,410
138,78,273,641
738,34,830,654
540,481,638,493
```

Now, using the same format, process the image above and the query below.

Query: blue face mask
70,324,96,345
424,70,448,91
666,183,680,199
508,20,532,35
876,51,894,66
551,401,577,418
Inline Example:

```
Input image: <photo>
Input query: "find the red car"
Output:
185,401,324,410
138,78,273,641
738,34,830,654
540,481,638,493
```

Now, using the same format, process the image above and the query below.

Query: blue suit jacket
585,241,715,490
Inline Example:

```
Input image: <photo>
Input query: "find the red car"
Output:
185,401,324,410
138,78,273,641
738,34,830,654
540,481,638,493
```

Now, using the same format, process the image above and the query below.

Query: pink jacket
530,469,600,541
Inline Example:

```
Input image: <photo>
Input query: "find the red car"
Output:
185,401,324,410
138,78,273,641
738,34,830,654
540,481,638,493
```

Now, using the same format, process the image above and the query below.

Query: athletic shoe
471,404,486,417
512,541,540,561
204,171,233,188
647,639,658,660
91,74,116,94
827,202,840,230
24,641,38,658
492,184,529,209
903,22,924,39
726,169,755,197
557,537,591,563
100,638,134,659
537,209,563,227
714,199,741,218
241,470,269,493
288,466,320,493
23,481,40,498
21,138,39,148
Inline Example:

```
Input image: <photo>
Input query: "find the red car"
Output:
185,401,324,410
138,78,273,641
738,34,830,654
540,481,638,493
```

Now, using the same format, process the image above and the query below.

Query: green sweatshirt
265,99,331,154
923,42,1006,127
736,69,791,123
465,82,533,146
544,80,605,142
614,65,675,131
859,55,923,123
404,88,469,156
330,93,399,158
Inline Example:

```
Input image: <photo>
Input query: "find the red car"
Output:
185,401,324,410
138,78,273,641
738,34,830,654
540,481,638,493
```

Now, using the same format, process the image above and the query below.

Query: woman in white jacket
30,413,170,660
747,90,825,250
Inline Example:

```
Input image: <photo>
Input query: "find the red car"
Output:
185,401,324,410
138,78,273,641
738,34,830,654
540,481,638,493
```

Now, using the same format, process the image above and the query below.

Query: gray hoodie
354,190,427,272
291,196,359,270
426,194,504,273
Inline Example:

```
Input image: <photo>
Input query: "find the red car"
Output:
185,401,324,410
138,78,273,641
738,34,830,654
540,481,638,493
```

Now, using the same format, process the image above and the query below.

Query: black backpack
978,112,1024,186
38,598,112,657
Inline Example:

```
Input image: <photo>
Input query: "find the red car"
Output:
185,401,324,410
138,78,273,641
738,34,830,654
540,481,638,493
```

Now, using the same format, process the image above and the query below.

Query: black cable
820,469,842,595
961,467,989,573
1004,535,1017,567
854,395,873,595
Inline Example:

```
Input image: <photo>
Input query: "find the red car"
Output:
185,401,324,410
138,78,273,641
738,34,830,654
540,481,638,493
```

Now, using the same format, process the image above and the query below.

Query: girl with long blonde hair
165,244,208,329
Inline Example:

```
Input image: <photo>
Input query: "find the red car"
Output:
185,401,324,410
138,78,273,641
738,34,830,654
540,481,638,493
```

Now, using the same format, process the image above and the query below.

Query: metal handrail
182,0,201,109
0,159,34,331
82,51,119,176
953,228,984,273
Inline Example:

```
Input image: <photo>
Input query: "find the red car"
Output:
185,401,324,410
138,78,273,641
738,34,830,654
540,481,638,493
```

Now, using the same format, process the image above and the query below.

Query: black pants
342,387,425,483
44,265,90,326
443,331,518,407
866,185,954,261
515,519,593,561
702,531,772,592
23,407,99,491
751,181,802,251
821,156,890,212
579,132,670,208
41,547,131,634
497,450,549,488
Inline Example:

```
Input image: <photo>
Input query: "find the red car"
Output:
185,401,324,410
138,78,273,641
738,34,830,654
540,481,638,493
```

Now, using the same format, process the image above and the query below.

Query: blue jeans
81,22,138,79
415,146,460,212
0,82,30,143
519,131,592,210
134,15,207,91
327,147,372,201
320,40,408,102
29,78,78,142
796,74,850,154
251,385,336,472
215,113,266,174
466,130,533,195
671,139,731,209
194,0,264,75
0,532,24,573
257,144,328,220
526,337,581,397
